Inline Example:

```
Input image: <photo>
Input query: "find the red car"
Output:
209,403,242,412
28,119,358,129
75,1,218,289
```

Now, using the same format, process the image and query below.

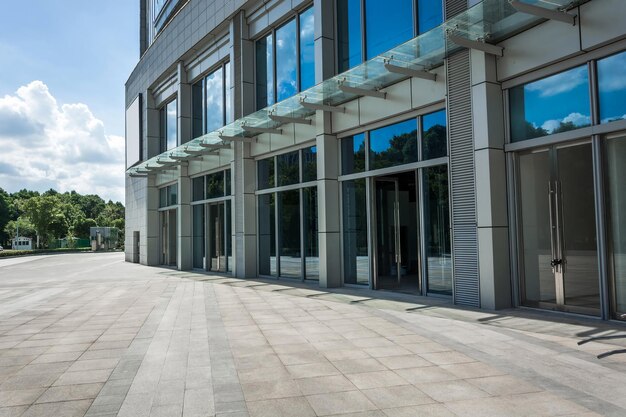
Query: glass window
258,193,277,276
166,99,177,150
299,7,315,90
192,80,203,138
598,51,626,124
192,177,204,201
423,165,451,295
343,179,369,285
607,136,626,315
369,119,418,170
279,190,301,278
509,65,591,142
224,62,232,124
365,0,413,59
256,34,274,109
258,157,275,190
302,146,317,182
276,19,298,102
341,133,366,175
168,184,178,206
192,63,231,139
417,0,443,34
277,151,300,186
159,187,167,208
225,168,232,196
422,110,447,159
206,171,225,199
303,187,318,280
337,0,362,72
205,67,224,133
192,204,205,269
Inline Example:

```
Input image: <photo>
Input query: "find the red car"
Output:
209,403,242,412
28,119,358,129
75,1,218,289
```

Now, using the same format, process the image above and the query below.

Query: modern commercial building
125,0,626,320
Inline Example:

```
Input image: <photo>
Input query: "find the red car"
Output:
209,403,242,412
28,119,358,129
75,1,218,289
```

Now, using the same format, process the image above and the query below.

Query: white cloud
526,66,587,98
0,81,124,203
541,112,591,133
598,52,626,92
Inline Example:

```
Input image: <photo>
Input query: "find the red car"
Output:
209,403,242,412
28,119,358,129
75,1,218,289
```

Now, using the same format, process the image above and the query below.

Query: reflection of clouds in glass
205,68,224,132
540,112,590,133
525,66,587,97
276,19,297,101
299,8,315,90
598,51,626,92
601,114,626,124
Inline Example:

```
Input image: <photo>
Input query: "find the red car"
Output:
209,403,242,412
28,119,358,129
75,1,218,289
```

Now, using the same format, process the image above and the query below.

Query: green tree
4,217,36,240
73,218,97,239
20,194,67,248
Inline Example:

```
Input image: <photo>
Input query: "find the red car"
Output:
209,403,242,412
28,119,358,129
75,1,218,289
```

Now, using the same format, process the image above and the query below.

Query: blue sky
0,1,139,202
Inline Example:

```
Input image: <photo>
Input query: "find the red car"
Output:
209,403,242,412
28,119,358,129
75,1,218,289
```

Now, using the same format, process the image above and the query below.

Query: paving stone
247,397,316,417
306,390,378,416
36,383,103,403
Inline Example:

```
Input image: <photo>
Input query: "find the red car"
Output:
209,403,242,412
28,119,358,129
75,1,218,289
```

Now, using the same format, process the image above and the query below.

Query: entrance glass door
374,171,419,292
518,142,600,314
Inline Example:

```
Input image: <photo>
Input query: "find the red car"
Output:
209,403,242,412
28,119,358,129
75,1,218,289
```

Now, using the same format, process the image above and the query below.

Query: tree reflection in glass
369,119,418,170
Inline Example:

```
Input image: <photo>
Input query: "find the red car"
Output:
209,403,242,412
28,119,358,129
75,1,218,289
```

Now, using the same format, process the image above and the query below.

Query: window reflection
423,165,451,295
279,190,301,278
206,171,225,199
598,51,626,124
341,133,366,175
607,136,626,315
160,99,178,152
225,62,232,124
299,7,315,90
192,205,205,269
366,0,413,59
422,110,447,159
205,67,224,133
192,177,204,201
256,34,274,109
369,119,418,170
277,151,299,186
510,65,591,142
258,157,275,190
343,179,369,285
304,187,319,280
258,193,277,276
302,146,317,182
337,0,362,72
276,20,298,102
418,0,443,34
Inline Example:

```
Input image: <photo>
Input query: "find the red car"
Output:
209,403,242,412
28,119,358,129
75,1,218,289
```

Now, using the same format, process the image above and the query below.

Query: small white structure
11,237,33,250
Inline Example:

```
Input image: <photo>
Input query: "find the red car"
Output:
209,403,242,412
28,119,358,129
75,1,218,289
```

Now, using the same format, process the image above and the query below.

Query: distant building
90,227,119,251
12,237,32,251
125,0,626,321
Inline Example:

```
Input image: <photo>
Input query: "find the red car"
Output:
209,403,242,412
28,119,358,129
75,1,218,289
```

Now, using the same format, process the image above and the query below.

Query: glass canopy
128,0,582,175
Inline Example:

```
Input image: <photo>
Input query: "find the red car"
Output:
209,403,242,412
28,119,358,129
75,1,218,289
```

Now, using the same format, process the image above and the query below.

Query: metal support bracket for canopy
510,1,576,25
448,33,504,56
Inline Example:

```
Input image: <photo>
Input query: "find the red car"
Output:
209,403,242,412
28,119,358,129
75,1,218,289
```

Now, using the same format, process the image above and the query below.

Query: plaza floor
0,252,625,417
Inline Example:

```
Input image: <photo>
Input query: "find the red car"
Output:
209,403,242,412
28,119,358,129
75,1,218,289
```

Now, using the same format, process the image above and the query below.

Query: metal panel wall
447,48,480,307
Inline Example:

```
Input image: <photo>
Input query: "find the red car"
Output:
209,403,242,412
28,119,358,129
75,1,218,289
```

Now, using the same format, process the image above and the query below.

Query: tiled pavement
0,253,626,416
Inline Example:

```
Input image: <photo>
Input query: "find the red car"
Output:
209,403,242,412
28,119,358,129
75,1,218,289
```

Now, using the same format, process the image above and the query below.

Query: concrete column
471,49,511,309
177,163,192,270
145,91,160,159
232,12,258,278
314,0,335,82
316,112,341,288
145,174,160,266
177,61,192,145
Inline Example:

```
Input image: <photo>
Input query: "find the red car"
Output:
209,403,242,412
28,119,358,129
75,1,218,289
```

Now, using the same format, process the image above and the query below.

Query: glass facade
192,204,204,269
341,133,366,175
342,179,369,285
422,109,447,160
160,99,177,152
509,65,591,142
423,165,451,295
598,51,626,124
192,63,232,139
369,119,418,170
256,7,314,109
159,184,178,208
607,136,626,315
338,0,443,70
257,146,318,279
